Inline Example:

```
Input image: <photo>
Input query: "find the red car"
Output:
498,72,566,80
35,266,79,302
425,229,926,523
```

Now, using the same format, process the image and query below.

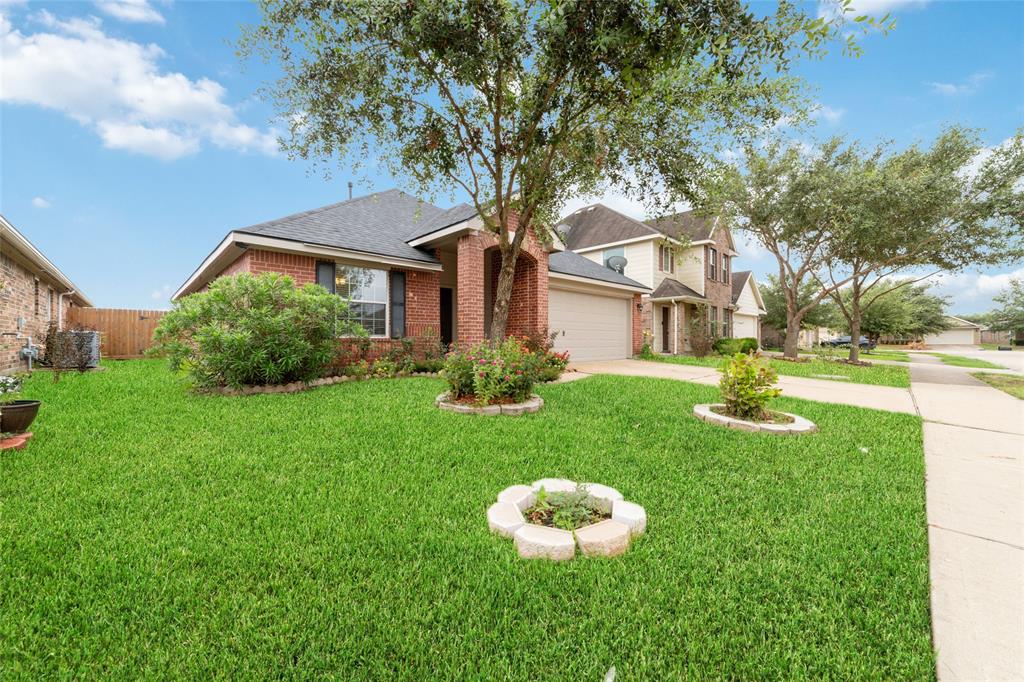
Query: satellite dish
606,255,628,273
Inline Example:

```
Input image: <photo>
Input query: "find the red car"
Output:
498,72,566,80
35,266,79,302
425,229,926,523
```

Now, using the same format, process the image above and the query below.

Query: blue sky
1,0,1022,312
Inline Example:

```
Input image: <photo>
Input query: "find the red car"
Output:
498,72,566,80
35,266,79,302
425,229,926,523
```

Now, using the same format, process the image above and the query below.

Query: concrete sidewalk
570,358,918,414
911,357,1024,681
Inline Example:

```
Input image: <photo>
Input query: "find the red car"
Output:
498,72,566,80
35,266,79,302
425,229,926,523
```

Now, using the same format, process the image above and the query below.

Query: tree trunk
489,246,520,343
848,313,862,363
783,315,802,359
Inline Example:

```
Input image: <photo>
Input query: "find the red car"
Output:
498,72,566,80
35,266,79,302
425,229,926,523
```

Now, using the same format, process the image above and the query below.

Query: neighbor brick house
174,190,649,362
558,204,765,353
1,214,92,374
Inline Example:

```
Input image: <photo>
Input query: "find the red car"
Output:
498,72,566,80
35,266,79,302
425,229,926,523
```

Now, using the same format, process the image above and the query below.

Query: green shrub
713,338,740,355
737,337,759,354
441,338,541,405
413,359,444,373
718,352,781,421
688,305,715,358
151,272,355,389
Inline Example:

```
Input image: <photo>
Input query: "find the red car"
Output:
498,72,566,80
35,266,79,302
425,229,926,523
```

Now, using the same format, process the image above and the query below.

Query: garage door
924,328,977,345
733,313,759,340
548,288,631,362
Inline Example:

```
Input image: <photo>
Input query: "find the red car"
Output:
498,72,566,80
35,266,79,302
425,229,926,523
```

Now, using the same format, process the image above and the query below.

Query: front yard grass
929,353,1006,369
648,353,911,387
861,349,911,362
972,372,1024,399
0,361,933,679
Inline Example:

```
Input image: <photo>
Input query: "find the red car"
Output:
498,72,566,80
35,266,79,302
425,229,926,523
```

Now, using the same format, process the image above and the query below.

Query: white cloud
0,11,278,160
926,267,1024,312
150,283,173,301
95,0,164,25
31,196,51,208
927,72,992,97
818,0,931,20
811,104,845,124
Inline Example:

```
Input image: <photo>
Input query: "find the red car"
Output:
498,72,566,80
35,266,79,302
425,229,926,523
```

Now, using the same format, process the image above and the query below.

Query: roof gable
559,204,659,251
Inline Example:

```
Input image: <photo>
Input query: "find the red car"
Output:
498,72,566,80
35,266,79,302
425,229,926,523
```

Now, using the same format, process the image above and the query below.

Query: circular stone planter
693,403,817,435
487,479,646,560
436,393,543,416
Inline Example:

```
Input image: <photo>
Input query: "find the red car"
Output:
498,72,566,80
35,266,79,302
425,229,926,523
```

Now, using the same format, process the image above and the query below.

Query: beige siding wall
733,313,758,339
580,241,655,288
735,279,760,315
676,245,704,294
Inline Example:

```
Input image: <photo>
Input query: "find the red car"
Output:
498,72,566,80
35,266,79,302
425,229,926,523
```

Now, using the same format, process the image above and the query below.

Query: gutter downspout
58,290,75,330
673,301,679,355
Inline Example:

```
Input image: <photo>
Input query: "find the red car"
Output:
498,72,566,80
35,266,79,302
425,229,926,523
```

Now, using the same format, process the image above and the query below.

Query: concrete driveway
569,358,917,414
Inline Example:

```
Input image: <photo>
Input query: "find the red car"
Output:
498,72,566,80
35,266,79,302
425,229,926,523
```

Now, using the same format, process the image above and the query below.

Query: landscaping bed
0,360,933,678
647,353,911,387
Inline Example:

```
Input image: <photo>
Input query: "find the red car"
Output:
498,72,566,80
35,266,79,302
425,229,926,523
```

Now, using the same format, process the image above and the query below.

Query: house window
34,280,39,315
708,248,717,280
709,306,718,335
722,255,729,283
659,245,674,273
724,309,732,337
45,287,52,321
335,265,388,337
603,246,624,269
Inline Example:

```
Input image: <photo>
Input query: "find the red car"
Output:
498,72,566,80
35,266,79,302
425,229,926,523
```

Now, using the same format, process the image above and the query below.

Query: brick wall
703,227,734,336
456,233,487,345
1,241,75,373
210,247,440,363
631,293,643,355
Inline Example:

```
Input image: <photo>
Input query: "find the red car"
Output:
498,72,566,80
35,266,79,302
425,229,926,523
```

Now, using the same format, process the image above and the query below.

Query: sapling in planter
718,353,782,422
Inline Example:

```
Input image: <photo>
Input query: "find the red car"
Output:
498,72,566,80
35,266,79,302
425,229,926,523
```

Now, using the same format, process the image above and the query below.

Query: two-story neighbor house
559,204,765,354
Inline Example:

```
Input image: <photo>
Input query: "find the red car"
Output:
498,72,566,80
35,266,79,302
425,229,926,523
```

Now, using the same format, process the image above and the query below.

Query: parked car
821,335,876,350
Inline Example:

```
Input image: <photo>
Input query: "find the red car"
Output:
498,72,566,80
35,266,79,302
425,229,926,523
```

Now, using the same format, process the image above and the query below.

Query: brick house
174,190,649,362
1,214,92,374
559,204,766,353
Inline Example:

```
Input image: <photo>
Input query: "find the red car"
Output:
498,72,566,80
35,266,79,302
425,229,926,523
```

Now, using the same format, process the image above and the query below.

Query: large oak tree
240,0,867,341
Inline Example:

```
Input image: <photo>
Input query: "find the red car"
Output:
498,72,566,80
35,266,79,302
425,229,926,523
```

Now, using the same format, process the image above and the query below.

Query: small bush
526,487,607,531
151,272,356,389
688,306,715,358
441,338,541,405
737,337,759,354
413,359,444,373
713,338,740,355
718,352,781,421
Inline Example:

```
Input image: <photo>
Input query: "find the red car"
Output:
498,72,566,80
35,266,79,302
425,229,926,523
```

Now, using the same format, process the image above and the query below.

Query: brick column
457,233,486,346
632,294,643,355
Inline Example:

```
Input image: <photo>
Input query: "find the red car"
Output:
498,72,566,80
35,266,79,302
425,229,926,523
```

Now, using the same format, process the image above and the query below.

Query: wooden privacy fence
67,308,166,359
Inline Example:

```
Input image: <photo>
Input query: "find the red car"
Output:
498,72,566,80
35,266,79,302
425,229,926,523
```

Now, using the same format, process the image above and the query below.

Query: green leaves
150,273,351,389
718,352,781,421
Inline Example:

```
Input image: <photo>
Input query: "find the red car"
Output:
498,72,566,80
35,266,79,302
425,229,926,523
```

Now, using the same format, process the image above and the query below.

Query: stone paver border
436,393,543,416
490,479,645,560
693,403,817,435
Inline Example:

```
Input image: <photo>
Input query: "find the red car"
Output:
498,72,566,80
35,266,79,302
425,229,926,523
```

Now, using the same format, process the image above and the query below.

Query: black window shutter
316,261,336,293
390,271,406,339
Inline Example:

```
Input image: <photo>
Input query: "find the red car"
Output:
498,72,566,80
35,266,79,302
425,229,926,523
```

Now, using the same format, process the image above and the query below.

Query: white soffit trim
574,234,672,254
406,216,484,247
0,214,93,306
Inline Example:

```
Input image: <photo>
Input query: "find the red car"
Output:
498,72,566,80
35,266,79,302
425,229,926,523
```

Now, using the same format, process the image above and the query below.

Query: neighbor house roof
650,278,705,301
731,270,752,304
944,315,984,330
559,204,660,251
548,250,648,291
644,210,717,242
233,189,443,264
0,214,92,306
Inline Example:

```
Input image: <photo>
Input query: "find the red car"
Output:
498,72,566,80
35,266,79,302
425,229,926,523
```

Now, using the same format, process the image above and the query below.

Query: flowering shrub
718,352,781,421
514,329,569,382
442,338,541,404
0,375,23,404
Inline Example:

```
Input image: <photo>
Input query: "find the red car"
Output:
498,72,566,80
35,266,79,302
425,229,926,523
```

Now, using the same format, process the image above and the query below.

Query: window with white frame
722,255,729,283
724,309,732,337
335,265,388,336
659,244,674,273
708,248,717,280
709,306,718,335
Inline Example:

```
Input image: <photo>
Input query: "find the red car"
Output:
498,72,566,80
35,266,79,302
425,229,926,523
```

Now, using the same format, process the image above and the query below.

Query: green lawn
972,372,1024,399
1,361,933,679
647,353,911,387
928,353,1006,369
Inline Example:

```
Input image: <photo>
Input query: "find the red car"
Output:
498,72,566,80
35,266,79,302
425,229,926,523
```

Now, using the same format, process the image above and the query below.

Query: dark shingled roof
233,189,442,264
644,210,716,242
731,270,752,304
548,250,648,290
559,204,659,251
650,278,706,301
406,202,478,241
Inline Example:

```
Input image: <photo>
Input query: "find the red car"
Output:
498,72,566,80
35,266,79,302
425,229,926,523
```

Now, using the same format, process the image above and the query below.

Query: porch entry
661,306,670,352
440,287,454,346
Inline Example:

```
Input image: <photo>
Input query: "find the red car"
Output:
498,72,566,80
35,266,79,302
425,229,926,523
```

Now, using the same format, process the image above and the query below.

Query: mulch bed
710,405,795,425
447,394,522,406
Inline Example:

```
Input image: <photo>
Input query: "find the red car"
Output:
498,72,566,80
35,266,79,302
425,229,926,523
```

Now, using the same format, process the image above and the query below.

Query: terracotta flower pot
0,400,41,434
